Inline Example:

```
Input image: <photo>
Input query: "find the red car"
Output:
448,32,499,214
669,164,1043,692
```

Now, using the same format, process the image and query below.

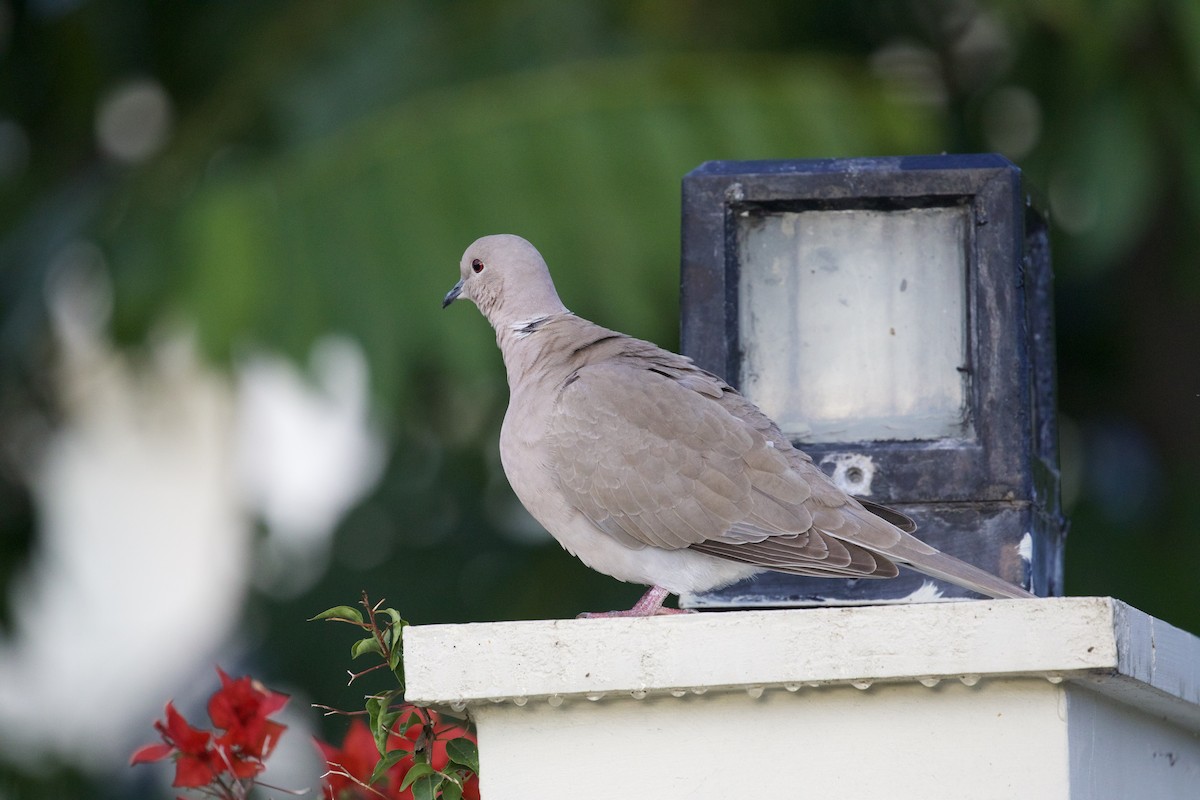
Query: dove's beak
442,278,464,308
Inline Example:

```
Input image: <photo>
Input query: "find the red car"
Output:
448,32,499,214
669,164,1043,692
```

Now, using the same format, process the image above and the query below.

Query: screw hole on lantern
821,453,877,496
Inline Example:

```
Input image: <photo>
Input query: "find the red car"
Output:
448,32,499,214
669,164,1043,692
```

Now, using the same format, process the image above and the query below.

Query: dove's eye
472,258,485,273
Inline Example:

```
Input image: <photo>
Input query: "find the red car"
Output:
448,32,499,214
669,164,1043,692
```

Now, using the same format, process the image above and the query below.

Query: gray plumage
444,234,1032,614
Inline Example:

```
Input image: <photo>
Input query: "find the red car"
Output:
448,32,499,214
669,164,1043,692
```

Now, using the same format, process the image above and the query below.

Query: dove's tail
900,550,1034,599
846,501,1034,599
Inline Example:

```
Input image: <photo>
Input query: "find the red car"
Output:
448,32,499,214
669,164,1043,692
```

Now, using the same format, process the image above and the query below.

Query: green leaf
388,634,404,670
384,610,408,680
351,636,384,660
374,710,401,754
384,618,408,653
445,738,479,774
382,607,407,629
365,696,384,751
398,762,436,791
398,711,422,734
368,748,411,785
438,770,465,800
440,777,463,800
411,773,440,800
365,693,402,754
308,605,364,624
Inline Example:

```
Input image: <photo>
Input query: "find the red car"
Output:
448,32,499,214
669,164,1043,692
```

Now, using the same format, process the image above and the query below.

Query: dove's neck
506,313,568,339
495,312,582,395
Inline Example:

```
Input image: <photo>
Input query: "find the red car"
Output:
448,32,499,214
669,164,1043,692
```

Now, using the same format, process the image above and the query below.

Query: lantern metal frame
679,154,1065,606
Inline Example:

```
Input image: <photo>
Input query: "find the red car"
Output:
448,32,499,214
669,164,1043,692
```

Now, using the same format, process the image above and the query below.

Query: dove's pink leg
577,585,695,618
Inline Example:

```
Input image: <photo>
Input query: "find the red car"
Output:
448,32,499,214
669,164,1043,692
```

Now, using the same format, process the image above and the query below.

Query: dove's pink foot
577,585,696,618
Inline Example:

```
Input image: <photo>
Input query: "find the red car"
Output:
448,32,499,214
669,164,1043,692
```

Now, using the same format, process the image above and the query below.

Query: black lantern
678,155,1066,607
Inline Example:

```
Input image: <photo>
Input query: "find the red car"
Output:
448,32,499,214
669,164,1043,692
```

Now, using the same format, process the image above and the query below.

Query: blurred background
1,0,1198,797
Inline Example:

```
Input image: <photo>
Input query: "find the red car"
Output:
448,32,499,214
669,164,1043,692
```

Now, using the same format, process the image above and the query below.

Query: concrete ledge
404,597,1198,723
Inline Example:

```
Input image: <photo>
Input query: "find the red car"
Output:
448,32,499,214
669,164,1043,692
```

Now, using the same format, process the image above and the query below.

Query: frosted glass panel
738,206,971,443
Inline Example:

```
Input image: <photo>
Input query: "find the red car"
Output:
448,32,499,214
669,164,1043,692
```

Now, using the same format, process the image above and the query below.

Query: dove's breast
498,369,760,594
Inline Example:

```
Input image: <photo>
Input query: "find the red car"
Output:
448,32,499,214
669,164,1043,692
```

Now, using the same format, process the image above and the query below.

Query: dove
443,234,1033,616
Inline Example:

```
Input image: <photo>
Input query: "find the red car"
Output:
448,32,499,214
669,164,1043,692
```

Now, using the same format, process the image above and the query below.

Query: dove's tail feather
858,499,917,533
901,550,1034,599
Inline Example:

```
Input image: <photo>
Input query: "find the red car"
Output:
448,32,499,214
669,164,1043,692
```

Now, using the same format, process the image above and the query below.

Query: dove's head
444,234,568,327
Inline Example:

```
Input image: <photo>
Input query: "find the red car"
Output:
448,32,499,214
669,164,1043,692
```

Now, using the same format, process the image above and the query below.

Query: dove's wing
545,351,900,579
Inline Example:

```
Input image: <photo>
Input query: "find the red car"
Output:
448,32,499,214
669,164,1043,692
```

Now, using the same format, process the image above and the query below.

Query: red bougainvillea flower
130,702,225,788
209,666,290,763
129,741,173,766
131,669,291,791
315,719,381,799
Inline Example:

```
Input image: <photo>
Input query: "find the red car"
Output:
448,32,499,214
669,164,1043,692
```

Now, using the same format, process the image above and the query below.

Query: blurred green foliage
104,53,936,403
2,1,1200,797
